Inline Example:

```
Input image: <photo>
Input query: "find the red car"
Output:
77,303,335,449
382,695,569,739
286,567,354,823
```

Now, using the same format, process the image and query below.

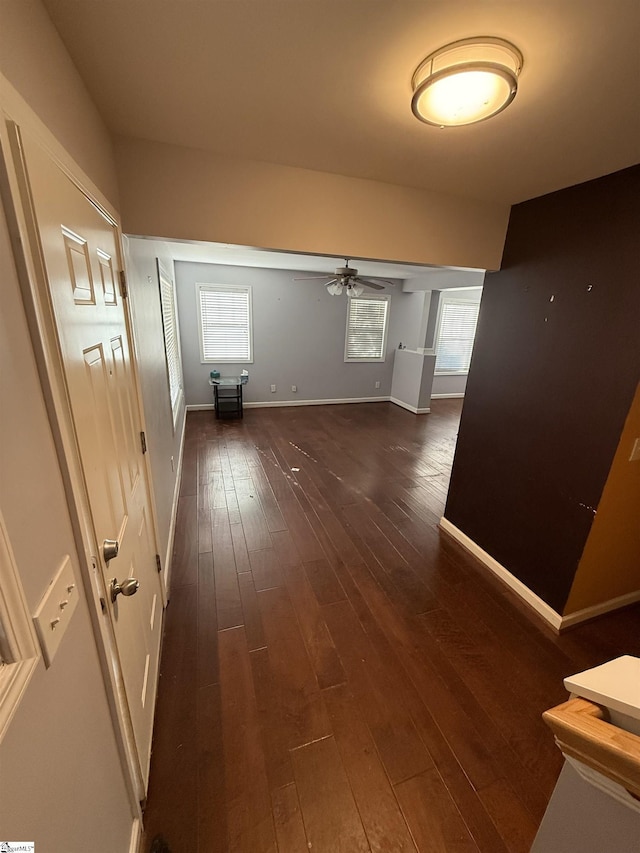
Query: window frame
344,293,391,363
434,292,481,375
196,283,254,365
157,259,184,428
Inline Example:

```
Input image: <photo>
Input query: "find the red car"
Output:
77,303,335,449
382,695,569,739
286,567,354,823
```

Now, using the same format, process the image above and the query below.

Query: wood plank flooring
142,400,640,853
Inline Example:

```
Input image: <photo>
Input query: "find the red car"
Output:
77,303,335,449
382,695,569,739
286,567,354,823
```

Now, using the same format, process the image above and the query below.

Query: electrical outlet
291,385,297,392
375,380,381,389
270,384,277,393
630,437,640,462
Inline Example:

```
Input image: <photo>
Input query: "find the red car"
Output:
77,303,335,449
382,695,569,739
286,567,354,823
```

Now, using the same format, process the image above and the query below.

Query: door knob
110,577,140,603
103,539,120,562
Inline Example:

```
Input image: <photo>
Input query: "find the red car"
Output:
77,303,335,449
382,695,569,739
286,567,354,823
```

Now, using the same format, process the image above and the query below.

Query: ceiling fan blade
357,278,386,290
293,275,333,280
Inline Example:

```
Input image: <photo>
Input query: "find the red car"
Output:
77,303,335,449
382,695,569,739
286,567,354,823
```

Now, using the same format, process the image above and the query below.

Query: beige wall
0,4,507,846
564,384,640,614
0,0,119,206
125,238,185,582
115,136,510,271
0,197,133,851
0,0,510,271
0,1,134,846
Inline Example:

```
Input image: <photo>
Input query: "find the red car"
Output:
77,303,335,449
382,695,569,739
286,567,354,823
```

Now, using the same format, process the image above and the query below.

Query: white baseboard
246,396,390,408
431,392,465,399
560,590,640,629
186,396,391,411
129,818,141,853
440,517,640,631
390,397,431,415
188,396,432,416
439,517,563,631
163,405,187,595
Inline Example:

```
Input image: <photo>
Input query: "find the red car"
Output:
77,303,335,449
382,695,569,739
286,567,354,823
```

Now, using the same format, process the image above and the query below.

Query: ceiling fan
294,259,393,296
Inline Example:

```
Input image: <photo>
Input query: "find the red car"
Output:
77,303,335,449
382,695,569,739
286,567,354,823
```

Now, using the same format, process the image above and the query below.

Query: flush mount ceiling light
411,36,523,127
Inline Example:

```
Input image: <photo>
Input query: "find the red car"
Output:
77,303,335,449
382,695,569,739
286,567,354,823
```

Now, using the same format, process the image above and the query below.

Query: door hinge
119,269,128,298
140,430,147,454
155,554,162,573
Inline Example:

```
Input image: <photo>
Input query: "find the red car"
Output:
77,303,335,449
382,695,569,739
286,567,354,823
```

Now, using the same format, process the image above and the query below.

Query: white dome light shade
417,68,515,126
411,37,523,127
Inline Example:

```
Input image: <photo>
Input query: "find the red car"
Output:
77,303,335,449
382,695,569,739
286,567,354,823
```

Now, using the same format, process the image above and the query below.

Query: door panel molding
0,113,146,812
21,126,163,778
0,69,165,602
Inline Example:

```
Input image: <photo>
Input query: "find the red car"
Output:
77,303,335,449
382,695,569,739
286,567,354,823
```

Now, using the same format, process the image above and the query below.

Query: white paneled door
18,133,162,781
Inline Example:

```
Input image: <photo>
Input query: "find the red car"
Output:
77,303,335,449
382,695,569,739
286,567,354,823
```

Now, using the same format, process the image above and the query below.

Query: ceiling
42,1,640,206
146,238,486,287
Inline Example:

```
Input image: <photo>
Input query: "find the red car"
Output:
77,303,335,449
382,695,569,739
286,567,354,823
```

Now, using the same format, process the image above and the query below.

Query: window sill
200,359,254,365
434,370,469,376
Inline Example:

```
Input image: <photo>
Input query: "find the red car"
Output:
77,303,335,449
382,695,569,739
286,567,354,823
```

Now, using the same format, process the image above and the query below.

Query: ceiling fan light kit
411,36,523,127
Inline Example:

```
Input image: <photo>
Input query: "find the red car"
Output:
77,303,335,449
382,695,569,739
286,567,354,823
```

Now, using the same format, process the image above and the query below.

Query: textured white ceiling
43,0,640,205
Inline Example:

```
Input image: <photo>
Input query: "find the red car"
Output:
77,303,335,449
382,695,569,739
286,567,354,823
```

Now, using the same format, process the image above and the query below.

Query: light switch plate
33,555,79,668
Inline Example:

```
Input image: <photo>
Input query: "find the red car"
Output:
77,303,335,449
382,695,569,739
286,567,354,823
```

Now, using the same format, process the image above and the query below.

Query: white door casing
13,130,163,780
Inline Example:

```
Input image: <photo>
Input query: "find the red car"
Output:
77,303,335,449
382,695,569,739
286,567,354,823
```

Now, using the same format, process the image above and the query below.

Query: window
345,294,390,362
157,260,183,424
197,284,253,363
435,294,481,373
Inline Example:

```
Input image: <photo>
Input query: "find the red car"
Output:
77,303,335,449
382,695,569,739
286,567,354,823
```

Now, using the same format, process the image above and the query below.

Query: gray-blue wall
175,261,420,406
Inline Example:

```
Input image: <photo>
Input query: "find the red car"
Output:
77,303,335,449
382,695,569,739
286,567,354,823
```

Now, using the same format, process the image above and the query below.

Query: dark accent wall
444,165,640,613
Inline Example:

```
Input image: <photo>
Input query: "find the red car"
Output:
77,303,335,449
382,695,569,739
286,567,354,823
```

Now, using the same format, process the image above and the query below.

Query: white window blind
197,285,252,363
435,299,480,373
345,295,390,362
158,261,183,421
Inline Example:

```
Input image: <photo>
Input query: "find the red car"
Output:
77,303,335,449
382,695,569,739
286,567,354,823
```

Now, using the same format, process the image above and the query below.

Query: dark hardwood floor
142,400,640,853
